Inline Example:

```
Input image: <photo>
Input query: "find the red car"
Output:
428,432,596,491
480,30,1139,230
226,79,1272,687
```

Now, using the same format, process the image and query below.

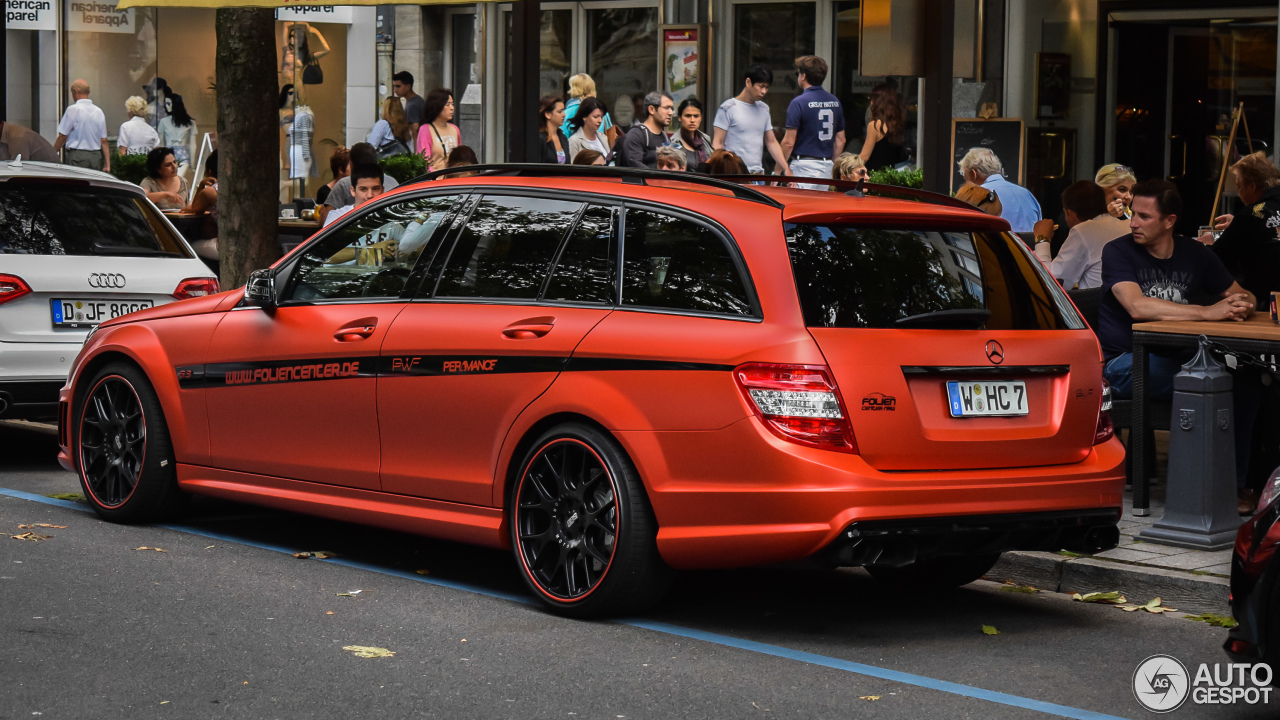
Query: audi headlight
1259,467,1280,511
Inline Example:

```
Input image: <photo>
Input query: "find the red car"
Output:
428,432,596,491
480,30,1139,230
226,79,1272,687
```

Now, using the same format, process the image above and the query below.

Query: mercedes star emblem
985,340,1005,365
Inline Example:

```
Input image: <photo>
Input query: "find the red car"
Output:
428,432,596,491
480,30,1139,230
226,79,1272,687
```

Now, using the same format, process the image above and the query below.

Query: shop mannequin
290,104,317,180
281,22,331,86
157,93,197,181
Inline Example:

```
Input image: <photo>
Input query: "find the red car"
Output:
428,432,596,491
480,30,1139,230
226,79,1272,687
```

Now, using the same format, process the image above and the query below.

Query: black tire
73,361,185,523
865,553,1002,590
509,422,671,618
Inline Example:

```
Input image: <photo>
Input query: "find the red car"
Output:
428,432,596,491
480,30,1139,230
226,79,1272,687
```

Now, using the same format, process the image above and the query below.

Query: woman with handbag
368,97,413,158
416,88,461,172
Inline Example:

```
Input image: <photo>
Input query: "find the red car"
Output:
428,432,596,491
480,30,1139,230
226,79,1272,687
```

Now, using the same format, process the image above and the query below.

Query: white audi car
0,159,217,420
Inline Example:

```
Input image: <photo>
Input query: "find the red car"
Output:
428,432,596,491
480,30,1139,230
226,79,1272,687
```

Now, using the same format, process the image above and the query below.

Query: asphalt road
0,420,1272,720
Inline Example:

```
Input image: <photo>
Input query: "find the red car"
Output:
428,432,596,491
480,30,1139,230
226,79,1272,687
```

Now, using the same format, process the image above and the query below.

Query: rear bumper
623,417,1126,570
0,380,64,420
820,508,1120,568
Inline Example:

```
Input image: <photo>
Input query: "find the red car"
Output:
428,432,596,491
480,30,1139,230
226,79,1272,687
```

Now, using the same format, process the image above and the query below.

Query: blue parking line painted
1,486,1131,720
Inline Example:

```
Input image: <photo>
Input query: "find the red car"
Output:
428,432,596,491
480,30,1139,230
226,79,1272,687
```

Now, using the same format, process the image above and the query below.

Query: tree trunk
215,8,280,290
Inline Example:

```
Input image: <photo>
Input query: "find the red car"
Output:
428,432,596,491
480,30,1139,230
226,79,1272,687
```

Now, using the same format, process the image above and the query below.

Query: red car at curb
58,166,1124,617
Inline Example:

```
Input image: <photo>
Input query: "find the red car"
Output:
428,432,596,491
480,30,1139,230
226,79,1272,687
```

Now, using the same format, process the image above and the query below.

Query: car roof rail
405,163,785,209
708,174,979,212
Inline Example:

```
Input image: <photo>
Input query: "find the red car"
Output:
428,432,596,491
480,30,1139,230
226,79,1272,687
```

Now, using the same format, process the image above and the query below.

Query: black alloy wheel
76,362,184,523
80,375,146,507
517,439,618,599
511,423,671,617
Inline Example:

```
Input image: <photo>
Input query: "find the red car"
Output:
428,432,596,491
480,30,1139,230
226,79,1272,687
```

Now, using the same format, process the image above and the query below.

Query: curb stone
989,551,1230,615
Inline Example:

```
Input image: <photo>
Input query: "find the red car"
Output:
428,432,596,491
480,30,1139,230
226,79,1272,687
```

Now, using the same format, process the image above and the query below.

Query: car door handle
501,316,555,339
334,324,377,341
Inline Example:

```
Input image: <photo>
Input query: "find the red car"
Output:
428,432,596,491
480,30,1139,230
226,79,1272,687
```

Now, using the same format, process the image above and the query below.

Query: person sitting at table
1099,179,1255,402
316,146,349,207
139,146,189,210
181,149,218,216
1044,181,1129,290
323,163,385,228
318,142,399,225
1197,152,1280,304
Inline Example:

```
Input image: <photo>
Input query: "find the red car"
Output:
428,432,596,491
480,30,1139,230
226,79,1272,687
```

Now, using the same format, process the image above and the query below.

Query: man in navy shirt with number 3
781,55,845,191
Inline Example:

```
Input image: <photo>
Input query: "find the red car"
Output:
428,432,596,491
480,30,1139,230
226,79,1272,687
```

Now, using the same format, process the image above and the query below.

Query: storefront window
64,0,158,135
451,13,477,96
586,6,658,129
541,9,573,98
732,1,815,125
831,0,918,166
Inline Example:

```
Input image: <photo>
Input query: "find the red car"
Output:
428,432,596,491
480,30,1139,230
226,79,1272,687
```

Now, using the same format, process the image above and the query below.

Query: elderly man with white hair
53,79,110,172
958,147,1041,232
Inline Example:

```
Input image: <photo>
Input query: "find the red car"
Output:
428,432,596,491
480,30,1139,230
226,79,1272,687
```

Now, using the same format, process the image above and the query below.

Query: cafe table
1129,313,1280,515
278,217,322,255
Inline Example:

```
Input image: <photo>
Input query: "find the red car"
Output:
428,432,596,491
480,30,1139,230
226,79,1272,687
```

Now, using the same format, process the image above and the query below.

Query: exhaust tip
0,392,11,417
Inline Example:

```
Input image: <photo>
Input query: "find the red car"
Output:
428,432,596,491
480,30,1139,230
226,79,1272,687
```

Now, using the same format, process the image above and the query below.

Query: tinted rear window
0,185,188,257
784,224,1084,330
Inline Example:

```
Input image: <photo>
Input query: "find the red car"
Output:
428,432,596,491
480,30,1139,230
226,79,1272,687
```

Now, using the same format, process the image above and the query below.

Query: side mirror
244,269,277,310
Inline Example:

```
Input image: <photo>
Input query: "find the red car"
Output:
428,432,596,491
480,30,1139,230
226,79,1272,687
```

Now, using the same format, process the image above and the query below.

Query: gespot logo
1133,655,1274,712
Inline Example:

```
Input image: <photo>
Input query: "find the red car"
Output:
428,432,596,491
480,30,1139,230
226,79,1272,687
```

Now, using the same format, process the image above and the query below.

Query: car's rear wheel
865,553,1002,590
75,362,185,523
510,423,671,618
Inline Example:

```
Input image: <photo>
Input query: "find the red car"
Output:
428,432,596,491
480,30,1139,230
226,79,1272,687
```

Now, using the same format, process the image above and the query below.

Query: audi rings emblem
88,273,126,289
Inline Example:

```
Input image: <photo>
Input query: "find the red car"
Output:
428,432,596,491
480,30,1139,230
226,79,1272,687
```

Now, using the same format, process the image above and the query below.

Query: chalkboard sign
950,118,1025,194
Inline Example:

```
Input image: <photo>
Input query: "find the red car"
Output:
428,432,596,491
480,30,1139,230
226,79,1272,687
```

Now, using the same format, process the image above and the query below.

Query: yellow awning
118,0,500,9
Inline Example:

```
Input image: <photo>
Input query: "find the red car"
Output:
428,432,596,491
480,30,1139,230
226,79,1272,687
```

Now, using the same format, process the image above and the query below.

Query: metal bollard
1138,336,1242,550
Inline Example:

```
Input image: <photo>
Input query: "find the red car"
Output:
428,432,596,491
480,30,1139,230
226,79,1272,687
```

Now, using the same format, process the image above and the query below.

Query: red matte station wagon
58,165,1125,617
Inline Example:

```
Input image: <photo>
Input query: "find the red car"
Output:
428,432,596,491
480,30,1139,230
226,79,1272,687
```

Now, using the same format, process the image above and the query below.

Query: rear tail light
1094,380,1115,445
0,274,32,306
172,277,220,300
734,363,858,453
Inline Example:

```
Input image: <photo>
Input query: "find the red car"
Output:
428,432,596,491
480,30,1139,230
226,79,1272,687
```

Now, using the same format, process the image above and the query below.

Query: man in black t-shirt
1098,180,1254,400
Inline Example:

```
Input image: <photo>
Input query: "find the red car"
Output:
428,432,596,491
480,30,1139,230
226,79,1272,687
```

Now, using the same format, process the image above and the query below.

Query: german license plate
946,380,1029,417
51,299,154,329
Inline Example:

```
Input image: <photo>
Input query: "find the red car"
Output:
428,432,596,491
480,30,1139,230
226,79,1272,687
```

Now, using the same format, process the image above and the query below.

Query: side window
621,208,752,316
436,195,583,299
543,205,617,304
287,195,459,302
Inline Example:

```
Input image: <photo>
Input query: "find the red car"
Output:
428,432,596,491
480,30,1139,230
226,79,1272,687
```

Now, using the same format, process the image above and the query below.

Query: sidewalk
991,481,1238,615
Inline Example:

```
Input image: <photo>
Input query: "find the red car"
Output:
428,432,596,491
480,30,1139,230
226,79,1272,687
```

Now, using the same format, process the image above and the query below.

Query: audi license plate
51,299,154,329
946,380,1029,417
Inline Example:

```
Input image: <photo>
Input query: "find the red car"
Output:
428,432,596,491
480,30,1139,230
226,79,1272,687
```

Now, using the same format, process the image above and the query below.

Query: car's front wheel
75,362,185,523
865,553,1002,590
509,423,671,618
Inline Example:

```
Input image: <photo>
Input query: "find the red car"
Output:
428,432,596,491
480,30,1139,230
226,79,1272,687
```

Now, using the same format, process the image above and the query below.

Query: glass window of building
586,5,659,131
449,12,477,98
732,2,815,129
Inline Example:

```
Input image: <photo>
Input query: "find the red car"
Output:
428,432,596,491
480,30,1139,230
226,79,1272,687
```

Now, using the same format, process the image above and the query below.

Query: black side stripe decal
176,356,731,389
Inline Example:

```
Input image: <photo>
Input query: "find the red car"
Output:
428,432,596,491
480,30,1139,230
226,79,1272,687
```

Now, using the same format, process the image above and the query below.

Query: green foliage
1186,613,1238,628
109,153,149,185
379,153,426,184
868,166,924,189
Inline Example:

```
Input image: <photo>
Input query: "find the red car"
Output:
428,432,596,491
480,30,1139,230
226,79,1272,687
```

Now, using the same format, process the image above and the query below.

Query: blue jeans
1103,352,1190,402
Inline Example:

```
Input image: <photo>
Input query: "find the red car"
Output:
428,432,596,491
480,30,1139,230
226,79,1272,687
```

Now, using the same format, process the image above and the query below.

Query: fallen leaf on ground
1001,583,1038,594
981,625,1000,635
1186,613,1238,628
343,645,395,658
46,493,85,502
750,701,770,711
859,695,882,701
160,701,169,705
18,524,67,529
336,590,363,597
205,546,215,550
1118,597,1176,613
11,532,52,541
416,569,430,575
292,551,338,559
133,547,167,552
325,611,335,615
1072,591,1126,604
